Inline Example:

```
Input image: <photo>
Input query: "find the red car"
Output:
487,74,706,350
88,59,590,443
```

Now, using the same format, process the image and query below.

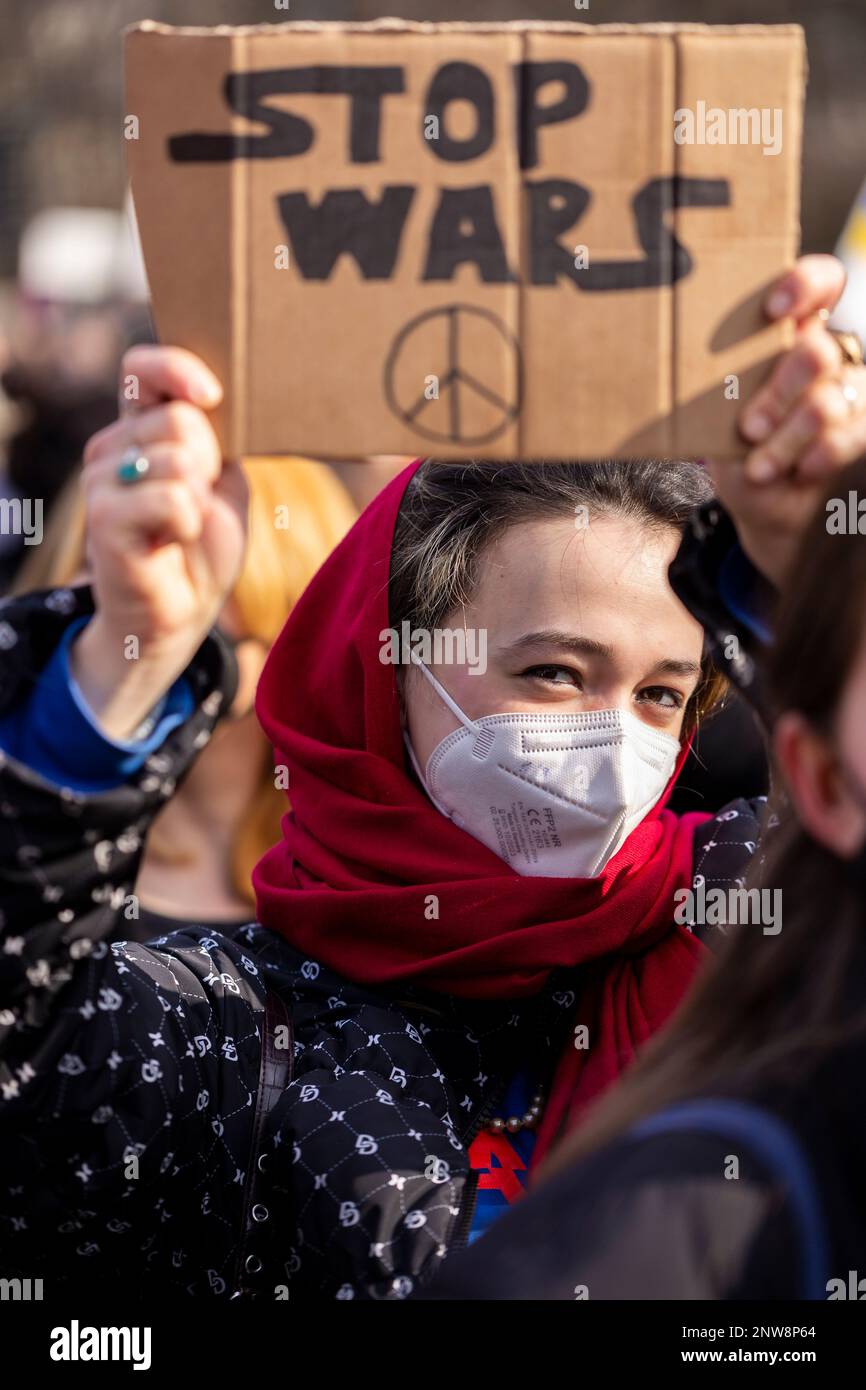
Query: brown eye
638,686,683,710
522,665,580,687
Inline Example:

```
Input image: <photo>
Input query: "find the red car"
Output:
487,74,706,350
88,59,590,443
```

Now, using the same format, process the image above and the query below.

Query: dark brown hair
541,456,866,1179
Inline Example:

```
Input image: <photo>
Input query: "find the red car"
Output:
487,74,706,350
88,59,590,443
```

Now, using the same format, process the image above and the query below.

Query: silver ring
117,447,151,485
840,380,860,418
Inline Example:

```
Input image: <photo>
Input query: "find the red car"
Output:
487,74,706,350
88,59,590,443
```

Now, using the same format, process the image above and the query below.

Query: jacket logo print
425,1158,450,1183
57,1054,85,1075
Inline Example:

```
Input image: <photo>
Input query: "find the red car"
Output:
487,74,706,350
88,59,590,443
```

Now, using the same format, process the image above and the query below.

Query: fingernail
191,375,221,406
741,411,772,443
766,288,793,318
748,455,777,483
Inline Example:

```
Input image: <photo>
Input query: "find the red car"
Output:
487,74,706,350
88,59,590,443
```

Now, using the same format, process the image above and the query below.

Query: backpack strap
632,1098,828,1300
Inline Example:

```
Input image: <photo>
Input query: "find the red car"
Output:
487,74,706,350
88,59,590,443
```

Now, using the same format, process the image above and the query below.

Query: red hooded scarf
253,461,712,1163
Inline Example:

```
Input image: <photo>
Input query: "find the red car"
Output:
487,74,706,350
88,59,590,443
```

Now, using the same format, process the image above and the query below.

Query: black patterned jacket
0,506,767,1301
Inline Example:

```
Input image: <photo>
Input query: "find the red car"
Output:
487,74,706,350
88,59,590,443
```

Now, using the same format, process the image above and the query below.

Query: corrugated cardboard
125,20,805,460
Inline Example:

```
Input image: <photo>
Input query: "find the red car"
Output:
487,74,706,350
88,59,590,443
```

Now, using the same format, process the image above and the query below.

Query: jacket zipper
447,1074,510,1254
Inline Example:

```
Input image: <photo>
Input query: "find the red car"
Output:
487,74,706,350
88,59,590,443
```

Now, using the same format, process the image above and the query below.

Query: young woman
0,259,863,1300
428,453,866,1301
7,456,357,937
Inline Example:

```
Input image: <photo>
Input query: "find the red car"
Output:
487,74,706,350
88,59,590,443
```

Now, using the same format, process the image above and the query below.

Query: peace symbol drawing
384,304,522,446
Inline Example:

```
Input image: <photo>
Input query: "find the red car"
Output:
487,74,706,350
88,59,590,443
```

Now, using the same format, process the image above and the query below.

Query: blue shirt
0,616,194,791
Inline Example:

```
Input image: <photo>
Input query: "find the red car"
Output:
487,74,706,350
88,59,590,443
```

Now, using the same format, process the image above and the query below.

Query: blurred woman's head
770,457,866,862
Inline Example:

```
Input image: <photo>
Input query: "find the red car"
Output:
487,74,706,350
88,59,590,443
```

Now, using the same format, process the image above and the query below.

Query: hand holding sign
72,345,247,740
709,256,866,588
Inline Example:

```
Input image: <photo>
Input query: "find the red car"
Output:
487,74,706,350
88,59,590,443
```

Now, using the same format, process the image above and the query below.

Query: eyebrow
500,630,702,680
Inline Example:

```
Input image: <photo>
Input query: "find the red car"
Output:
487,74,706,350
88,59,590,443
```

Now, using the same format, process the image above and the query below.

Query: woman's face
405,512,706,770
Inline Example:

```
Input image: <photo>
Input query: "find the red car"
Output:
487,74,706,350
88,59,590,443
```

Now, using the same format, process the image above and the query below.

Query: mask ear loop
408,652,480,732
403,655,478,820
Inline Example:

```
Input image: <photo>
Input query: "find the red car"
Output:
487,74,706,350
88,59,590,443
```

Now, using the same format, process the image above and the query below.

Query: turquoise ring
117,448,151,485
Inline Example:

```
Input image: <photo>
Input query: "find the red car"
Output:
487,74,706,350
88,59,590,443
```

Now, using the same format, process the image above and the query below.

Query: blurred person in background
0,205,150,588
832,173,866,345
429,453,866,1301
12,450,356,938
331,456,413,512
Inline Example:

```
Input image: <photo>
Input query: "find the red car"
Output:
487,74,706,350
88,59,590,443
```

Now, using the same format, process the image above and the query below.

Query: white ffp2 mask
406,661,680,879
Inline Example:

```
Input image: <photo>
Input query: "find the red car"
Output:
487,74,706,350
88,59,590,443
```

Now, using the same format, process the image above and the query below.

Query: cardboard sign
125,20,806,460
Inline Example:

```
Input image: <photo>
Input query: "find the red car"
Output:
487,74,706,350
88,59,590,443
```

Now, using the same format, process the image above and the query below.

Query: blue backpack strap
632,1098,828,1300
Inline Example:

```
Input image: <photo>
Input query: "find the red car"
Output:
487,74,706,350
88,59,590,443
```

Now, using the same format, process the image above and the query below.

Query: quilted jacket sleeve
0,586,266,1294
